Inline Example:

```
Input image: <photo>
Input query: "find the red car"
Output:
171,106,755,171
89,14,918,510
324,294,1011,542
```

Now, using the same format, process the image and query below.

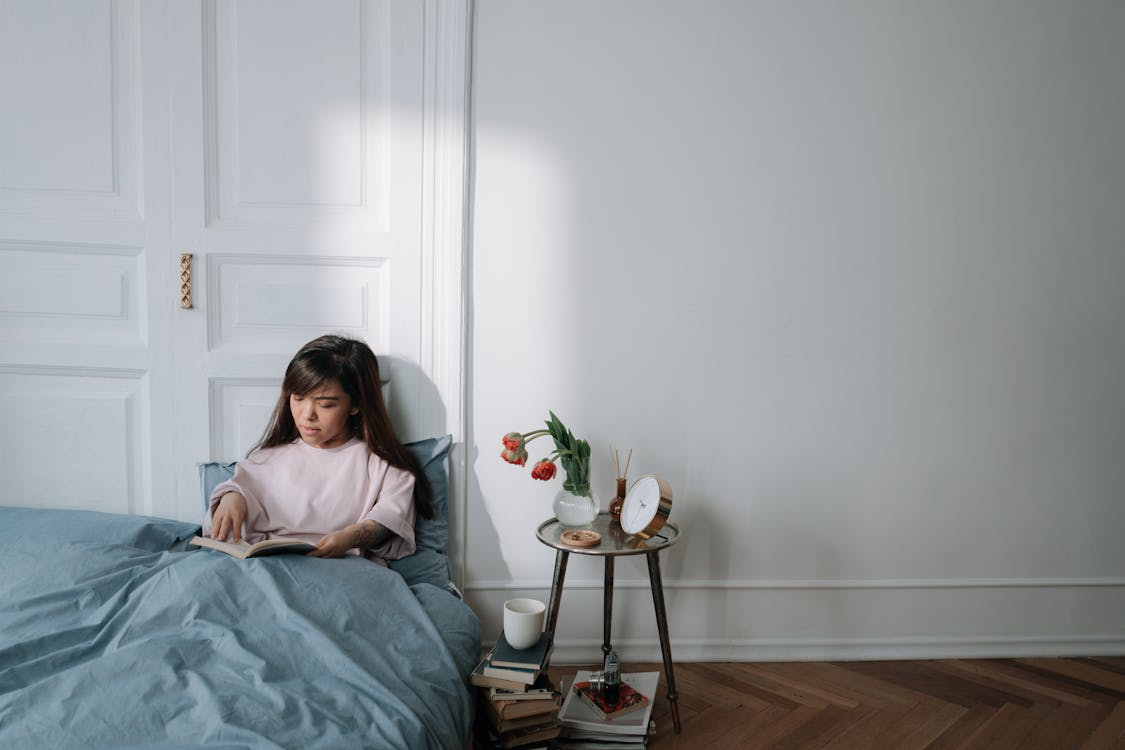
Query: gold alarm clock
619,475,672,538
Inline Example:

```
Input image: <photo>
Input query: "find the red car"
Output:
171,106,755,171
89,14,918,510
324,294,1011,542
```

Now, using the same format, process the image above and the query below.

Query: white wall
465,0,1125,662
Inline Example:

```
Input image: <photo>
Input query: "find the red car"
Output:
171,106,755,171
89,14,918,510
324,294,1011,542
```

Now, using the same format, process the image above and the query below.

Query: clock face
620,475,672,537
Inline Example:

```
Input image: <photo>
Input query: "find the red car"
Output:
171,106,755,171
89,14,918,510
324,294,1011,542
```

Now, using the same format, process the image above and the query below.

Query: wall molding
0,239,142,256
201,0,220,227
0,363,145,379
469,576,1125,661
421,0,472,589
466,576,1125,592
541,634,1125,665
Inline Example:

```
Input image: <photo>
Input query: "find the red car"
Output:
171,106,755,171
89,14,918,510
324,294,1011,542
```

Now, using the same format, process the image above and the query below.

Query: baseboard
467,577,1125,665
465,576,1125,591
543,634,1125,664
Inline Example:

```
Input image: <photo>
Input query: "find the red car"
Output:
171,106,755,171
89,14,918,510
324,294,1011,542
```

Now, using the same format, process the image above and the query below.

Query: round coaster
560,529,601,548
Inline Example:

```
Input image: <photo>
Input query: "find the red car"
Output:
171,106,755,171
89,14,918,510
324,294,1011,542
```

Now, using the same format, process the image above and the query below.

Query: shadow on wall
382,355,444,444
385,354,504,590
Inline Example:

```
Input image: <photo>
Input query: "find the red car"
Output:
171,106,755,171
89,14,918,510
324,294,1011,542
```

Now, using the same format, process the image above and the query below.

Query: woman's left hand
308,529,354,558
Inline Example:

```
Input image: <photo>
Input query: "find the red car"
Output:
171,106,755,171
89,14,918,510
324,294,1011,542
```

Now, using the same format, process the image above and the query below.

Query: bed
0,436,481,749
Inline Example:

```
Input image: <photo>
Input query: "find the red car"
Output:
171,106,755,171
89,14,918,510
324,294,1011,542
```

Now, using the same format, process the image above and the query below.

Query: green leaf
540,411,591,491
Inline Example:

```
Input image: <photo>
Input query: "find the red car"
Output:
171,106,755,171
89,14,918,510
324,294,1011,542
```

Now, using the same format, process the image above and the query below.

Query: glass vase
553,487,600,527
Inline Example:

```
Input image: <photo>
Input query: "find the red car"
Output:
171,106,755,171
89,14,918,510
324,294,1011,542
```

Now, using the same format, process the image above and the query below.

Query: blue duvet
0,508,480,749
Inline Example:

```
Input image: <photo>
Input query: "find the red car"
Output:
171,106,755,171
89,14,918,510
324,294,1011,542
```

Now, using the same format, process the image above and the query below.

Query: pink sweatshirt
203,437,416,565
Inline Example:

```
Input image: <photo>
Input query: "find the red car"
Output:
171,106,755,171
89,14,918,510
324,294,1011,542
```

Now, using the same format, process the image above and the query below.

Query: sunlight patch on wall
470,124,581,579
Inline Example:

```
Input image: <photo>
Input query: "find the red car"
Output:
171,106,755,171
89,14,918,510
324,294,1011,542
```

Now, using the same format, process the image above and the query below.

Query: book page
190,535,315,558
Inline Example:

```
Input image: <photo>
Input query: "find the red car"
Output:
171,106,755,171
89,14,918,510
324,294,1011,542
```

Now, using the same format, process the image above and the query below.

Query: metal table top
536,512,679,556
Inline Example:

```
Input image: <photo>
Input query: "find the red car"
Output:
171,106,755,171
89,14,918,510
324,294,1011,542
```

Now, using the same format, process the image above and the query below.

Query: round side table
536,512,682,734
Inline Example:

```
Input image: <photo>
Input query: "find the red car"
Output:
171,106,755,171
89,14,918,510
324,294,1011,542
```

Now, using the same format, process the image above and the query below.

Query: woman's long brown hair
253,335,433,519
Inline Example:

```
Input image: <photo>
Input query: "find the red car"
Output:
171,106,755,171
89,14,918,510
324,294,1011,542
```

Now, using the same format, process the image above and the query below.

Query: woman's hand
309,520,389,558
211,492,247,542
309,528,355,558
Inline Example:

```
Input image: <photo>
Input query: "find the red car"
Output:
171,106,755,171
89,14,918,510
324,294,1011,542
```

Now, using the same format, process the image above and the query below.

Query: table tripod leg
602,556,614,658
545,549,569,644
646,551,681,733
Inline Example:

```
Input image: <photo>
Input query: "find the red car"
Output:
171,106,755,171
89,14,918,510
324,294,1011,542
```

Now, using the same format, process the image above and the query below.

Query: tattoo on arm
352,519,394,549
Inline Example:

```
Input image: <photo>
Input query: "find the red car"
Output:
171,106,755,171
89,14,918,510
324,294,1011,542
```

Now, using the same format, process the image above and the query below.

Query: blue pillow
405,434,452,555
197,460,237,513
197,434,452,554
388,547,454,591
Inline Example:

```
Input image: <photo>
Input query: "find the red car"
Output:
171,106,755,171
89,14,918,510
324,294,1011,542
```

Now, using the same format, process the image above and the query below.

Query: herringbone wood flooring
546,658,1125,749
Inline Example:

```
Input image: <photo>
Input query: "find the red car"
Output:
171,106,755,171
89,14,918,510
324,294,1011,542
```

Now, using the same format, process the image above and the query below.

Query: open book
190,535,316,559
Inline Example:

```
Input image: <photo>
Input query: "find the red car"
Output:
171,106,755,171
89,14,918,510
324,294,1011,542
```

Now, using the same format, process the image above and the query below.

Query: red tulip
501,447,528,466
531,459,557,481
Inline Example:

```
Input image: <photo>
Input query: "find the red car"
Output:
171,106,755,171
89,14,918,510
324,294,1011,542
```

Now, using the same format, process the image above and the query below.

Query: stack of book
555,670,660,749
471,631,554,691
471,632,560,749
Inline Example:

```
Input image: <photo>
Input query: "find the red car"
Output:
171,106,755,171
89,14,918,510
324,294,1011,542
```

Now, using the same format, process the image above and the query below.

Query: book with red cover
559,672,658,737
572,679,650,720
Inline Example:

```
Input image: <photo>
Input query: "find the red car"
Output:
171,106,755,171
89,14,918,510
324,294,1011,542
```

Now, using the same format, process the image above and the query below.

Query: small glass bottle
603,649,620,705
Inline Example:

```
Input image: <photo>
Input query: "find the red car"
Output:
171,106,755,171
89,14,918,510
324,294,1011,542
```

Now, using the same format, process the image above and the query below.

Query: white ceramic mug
503,598,546,650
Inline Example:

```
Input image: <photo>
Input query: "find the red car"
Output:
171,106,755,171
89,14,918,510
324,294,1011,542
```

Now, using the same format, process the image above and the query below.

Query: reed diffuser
608,448,632,521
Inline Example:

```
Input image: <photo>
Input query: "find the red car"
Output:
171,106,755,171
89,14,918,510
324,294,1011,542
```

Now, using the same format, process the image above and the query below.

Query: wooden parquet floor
546,658,1125,749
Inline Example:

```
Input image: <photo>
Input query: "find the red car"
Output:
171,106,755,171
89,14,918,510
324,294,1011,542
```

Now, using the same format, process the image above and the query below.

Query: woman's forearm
349,519,394,550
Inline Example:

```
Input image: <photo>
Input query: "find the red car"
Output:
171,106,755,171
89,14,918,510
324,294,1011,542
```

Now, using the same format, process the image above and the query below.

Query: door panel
205,254,390,353
207,0,390,226
0,0,142,219
0,241,145,345
208,378,279,463
0,369,145,514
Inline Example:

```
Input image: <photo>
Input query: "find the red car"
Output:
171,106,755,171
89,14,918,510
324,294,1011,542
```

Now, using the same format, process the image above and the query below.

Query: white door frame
421,0,472,588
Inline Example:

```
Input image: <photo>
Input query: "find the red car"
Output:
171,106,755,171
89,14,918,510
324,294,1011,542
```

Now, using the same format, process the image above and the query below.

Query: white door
0,1,464,525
